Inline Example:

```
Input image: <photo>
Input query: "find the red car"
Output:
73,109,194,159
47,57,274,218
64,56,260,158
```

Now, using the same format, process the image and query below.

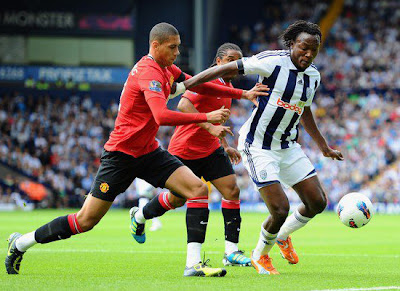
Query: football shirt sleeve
237,55,274,77
146,97,207,126
138,69,168,102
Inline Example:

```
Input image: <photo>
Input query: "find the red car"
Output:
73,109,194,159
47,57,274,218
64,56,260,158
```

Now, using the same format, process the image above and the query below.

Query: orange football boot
251,252,280,275
276,236,299,264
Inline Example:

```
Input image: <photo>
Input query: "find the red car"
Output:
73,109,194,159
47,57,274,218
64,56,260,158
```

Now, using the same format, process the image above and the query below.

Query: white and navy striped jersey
236,50,320,150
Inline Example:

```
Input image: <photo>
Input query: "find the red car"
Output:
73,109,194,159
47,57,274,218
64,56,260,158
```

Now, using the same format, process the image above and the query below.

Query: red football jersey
168,78,232,160
104,55,192,157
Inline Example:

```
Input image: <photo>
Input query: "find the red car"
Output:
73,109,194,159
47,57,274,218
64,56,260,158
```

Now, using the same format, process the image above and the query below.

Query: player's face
216,49,243,81
156,35,181,67
290,32,320,70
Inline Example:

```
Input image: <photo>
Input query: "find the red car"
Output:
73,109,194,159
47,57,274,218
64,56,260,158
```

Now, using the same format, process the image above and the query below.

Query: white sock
252,227,277,260
138,197,150,209
186,242,202,268
15,231,37,252
134,207,146,224
277,208,312,241
225,240,238,255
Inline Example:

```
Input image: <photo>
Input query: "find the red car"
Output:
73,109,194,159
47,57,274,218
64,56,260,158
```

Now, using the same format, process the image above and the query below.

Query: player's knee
169,194,186,208
271,205,289,224
313,192,327,214
224,185,240,200
76,213,101,232
187,182,208,199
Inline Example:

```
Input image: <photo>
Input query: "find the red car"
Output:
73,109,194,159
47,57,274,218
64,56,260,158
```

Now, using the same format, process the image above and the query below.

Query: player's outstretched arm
147,97,230,125
300,106,344,161
184,62,239,89
170,63,270,105
177,97,233,138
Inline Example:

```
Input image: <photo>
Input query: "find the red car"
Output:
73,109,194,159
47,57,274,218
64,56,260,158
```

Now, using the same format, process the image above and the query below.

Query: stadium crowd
1,87,398,207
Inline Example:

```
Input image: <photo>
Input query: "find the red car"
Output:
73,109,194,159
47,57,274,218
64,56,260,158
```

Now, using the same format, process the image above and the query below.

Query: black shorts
176,147,235,182
90,148,184,202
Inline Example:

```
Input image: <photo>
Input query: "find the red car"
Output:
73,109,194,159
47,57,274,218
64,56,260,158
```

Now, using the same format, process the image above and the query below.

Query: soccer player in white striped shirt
181,20,344,275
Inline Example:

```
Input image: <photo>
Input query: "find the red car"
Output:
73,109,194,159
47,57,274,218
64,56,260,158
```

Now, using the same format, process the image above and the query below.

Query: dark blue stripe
252,180,280,187
281,113,299,149
300,74,310,101
282,74,310,147
262,69,298,149
245,66,281,144
257,52,289,60
292,124,300,142
243,143,259,182
256,51,289,60
305,169,316,177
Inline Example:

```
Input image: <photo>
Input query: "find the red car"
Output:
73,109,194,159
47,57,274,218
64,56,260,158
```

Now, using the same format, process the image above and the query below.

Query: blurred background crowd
0,0,399,210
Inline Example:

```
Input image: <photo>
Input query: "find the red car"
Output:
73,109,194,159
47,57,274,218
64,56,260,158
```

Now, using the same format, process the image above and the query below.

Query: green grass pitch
1,210,399,290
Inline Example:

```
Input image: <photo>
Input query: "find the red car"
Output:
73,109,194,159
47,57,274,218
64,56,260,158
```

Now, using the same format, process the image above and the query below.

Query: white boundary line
310,287,400,291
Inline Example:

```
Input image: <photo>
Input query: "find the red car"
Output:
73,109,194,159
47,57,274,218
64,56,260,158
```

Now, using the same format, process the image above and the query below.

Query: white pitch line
24,249,400,259
310,287,400,291
303,253,400,259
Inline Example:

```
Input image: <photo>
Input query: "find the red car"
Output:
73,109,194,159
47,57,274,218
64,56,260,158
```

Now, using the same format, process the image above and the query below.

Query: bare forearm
183,62,238,90
220,138,229,149
300,107,328,150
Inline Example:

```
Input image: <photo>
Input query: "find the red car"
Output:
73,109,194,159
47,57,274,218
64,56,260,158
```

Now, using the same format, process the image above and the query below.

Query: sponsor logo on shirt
149,80,162,92
276,98,303,115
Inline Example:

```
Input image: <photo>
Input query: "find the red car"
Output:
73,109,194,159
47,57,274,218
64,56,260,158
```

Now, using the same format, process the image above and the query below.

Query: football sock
186,197,209,244
186,242,202,268
253,227,278,260
15,231,36,252
34,214,83,244
221,198,241,254
141,192,174,221
186,197,209,268
225,240,238,255
138,197,150,209
277,208,312,241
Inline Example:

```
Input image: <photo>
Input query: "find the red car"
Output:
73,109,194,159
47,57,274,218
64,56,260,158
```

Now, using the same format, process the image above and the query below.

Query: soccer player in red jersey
5,22,269,277
166,43,252,271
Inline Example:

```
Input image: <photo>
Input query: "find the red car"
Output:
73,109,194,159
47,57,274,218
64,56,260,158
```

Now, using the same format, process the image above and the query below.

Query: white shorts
239,143,316,189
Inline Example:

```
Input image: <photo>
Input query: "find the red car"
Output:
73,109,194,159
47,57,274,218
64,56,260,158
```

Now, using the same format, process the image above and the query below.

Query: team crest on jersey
306,87,313,99
169,75,174,86
149,80,162,92
260,170,268,180
99,182,109,193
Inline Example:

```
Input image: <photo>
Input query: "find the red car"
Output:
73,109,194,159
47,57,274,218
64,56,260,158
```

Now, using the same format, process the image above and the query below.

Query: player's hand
206,106,230,123
207,125,234,139
241,83,270,106
225,147,242,165
321,146,344,161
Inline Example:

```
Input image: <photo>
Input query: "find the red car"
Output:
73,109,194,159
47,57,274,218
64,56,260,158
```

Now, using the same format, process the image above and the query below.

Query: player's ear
151,40,160,50
216,57,222,66
289,40,294,50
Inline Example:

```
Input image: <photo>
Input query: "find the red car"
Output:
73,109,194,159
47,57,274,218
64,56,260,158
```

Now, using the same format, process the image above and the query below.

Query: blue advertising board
0,65,130,85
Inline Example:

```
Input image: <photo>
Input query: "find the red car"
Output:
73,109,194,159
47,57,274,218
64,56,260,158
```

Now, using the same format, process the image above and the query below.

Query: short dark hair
149,22,179,44
211,43,242,67
280,20,322,48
